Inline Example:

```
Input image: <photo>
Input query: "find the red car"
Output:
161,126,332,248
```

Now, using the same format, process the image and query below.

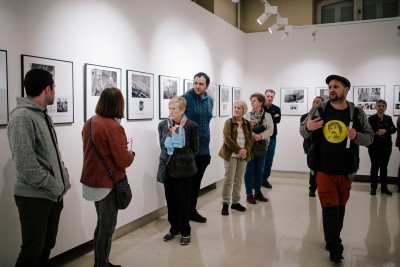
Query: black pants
14,195,63,267
368,146,392,191
191,154,211,211
164,174,192,236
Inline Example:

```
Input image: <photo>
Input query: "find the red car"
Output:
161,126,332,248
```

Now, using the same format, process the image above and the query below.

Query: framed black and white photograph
0,50,8,125
280,87,308,115
22,55,74,124
208,83,217,117
84,64,121,121
219,85,232,117
394,85,400,116
232,87,242,114
126,70,154,120
183,79,193,93
353,85,385,116
159,75,180,119
315,87,329,102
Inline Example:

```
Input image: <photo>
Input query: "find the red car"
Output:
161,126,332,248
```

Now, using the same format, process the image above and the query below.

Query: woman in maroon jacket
81,88,135,267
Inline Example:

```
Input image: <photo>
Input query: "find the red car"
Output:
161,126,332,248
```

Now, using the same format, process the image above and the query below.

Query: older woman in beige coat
218,100,253,215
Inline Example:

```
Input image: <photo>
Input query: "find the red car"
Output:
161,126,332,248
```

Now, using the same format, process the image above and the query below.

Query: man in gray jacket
8,69,71,267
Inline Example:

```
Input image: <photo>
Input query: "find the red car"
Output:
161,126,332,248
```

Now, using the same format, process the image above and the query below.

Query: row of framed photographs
0,53,244,125
281,86,400,116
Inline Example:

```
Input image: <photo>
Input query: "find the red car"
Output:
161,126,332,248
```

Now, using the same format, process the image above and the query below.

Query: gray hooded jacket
8,97,71,202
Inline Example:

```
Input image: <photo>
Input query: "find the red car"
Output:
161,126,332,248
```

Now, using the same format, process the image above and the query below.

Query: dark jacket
396,116,400,149
299,101,374,176
218,116,253,162
158,119,199,178
367,113,396,150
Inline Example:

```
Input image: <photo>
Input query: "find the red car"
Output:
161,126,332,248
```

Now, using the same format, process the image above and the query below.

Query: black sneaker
190,210,207,223
370,189,376,195
309,191,316,197
231,203,246,212
382,189,392,195
163,231,180,242
180,236,190,245
262,180,272,188
330,254,344,263
221,203,229,216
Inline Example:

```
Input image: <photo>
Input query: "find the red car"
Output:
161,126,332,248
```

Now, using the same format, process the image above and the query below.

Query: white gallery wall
0,0,245,265
244,19,400,176
0,0,399,265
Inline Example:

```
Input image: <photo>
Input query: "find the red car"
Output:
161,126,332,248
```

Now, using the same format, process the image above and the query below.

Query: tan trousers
222,157,247,205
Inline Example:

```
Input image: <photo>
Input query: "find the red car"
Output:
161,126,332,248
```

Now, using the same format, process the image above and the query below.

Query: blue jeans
263,137,277,182
244,155,266,196
14,196,63,267
94,190,118,267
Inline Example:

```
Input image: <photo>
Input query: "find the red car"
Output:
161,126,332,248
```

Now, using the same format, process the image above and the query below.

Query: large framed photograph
280,87,308,115
84,64,121,121
183,79,193,94
126,70,154,120
21,55,74,124
208,83,217,117
219,85,232,117
0,50,8,125
394,85,400,116
315,87,329,102
159,75,180,119
353,85,384,116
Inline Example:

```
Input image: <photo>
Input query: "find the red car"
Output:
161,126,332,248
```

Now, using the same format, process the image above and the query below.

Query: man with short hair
182,72,213,223
262,89,281,188
300,74,373,262
8,69,71,267
300,96,324,197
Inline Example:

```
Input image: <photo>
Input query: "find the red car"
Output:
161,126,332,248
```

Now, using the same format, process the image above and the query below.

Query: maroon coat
81,115,134,188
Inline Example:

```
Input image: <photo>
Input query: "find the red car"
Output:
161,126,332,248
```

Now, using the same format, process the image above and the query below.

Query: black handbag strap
258,111,265,125
89,118,117,184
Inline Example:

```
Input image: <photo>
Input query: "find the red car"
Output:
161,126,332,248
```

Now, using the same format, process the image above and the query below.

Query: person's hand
347,127,357,140
238,148,247,159
253,133,262,142
306,115,323,131
376,129,387,136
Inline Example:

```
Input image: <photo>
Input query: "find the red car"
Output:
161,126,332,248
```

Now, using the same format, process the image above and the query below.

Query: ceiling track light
257,5,278,25
281,25,294,41
268,17,288,34
311,26,317,43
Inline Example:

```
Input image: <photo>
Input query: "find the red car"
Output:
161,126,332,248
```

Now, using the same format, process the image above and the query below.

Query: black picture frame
126,70,154,120
159,75,180,119
353,85,385,116
84,63,121,121
0,50,8,126
280,87,308,116
21,54,74,124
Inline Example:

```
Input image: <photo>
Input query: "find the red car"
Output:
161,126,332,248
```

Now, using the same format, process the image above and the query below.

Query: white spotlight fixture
268,17,288,34
257,6,278,25
232,0,240,3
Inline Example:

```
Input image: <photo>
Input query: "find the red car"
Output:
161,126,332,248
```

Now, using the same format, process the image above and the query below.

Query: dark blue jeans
14,195,63,267
244,155,266,196
94,190,118,267
263,137,277,182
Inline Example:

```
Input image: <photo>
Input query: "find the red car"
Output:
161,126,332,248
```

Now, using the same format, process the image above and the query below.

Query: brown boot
254,192,268,202
246,195,256,204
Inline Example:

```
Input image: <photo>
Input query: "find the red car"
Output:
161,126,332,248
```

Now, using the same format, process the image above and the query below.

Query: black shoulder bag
89,118,132,210
251,112,268,157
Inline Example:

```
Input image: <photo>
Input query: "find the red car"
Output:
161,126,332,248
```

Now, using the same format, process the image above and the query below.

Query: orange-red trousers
316,171,352,207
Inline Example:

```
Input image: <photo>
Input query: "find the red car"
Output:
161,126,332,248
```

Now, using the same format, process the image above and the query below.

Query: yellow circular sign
323,120,347,143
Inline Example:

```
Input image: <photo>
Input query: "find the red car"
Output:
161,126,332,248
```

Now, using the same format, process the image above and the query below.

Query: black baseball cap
326,75,351,88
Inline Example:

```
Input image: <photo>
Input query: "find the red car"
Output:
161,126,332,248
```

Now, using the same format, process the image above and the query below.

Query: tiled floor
64,177,400,267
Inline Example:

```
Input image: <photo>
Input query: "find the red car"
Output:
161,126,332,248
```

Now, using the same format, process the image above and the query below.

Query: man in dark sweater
262,89,281,188
182,72,213,223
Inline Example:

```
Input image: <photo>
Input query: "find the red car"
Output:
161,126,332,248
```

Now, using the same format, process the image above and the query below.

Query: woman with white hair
218,100,253,215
